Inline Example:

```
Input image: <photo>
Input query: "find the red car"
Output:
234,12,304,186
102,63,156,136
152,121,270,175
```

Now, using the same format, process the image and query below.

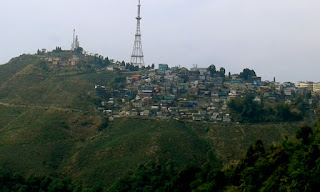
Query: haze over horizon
1,0,320,83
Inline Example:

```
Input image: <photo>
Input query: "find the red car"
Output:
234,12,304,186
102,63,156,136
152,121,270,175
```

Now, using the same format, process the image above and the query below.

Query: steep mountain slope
0,55,111,110
0,54,303,190
0,54,113,180
0,55,39,85
62,118,219,188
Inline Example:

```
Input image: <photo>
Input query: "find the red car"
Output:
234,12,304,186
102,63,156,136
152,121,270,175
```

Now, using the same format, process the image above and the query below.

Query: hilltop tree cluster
207,64,226,78
228,94,303,123
240,68,257,81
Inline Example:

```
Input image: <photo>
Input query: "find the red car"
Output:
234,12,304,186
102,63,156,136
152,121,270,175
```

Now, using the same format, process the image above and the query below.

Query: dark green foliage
95,87,110,100
125,63,139,71
207,64,226,78
104,57,111,66
193,169,226,191
0,55,41,85
53,47,62,53
111,163,223,192
228,94,303,123
109,123,319,191
274,103,302,122
207,64,216,77
219,67,226,77
0,174,76,192
240,68,256,81
243,140,265,167
37,49,46,55
296,126,313,145
228,94,266,123
151,123,320,192
166,167,201,192
75,47,84,54
98,118,109,131
111,162,177,192
114,76,126,83
228,94,264,123
111,76,127,89
121,61,125,66
40,61,49,72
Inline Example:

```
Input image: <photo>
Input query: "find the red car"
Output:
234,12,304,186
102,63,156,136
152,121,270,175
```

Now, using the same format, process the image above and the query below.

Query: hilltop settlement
39,48,320,123
95,63,320,123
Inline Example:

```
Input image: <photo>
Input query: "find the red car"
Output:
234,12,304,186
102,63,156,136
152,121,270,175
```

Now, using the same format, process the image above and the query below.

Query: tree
53,46,62,53
228,94,264,123
75,47,83,54
275,103,302,122
219,67,226,77
207,65,216,77
240,68,256,81
104,57,110,66
296,126,313,145
37,49,46,55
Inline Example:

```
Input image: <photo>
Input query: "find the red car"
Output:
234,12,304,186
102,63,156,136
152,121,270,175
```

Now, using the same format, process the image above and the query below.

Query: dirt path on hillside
0,102,83,112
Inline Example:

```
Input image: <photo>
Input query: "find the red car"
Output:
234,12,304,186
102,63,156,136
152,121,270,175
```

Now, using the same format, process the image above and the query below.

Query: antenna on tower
131,0,145,68
71,29,80,51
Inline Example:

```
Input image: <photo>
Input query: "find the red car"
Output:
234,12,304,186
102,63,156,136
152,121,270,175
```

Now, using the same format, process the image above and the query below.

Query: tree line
110,123,320,192
2,123,319,191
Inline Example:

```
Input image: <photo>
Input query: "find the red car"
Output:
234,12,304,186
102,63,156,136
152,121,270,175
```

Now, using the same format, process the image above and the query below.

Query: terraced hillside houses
96,64,320,122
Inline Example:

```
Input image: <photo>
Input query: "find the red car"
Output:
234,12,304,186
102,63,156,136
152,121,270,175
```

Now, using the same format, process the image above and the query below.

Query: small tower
71,29,80,51
131,0,145,68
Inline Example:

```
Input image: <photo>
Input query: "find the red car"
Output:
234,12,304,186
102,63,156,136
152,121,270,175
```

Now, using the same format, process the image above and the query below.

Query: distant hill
0,53,304,190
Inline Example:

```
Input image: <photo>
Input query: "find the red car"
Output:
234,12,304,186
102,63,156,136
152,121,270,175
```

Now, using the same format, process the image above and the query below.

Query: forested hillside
0,54,313,191
109,122,320,192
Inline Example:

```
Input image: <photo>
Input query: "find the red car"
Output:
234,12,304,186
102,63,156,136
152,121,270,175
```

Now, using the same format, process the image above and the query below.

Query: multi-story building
313,82,320,93
159,64,169,71
297,81,314,92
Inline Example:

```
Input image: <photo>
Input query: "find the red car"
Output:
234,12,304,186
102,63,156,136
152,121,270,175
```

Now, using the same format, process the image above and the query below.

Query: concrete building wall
313,82,320,93
298,81,313,92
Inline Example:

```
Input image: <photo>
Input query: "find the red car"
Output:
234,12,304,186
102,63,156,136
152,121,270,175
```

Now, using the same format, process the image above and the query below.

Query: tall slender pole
72,29,76,50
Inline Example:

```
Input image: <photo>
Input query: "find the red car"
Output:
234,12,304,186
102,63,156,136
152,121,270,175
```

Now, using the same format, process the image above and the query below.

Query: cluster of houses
43,55,81,67
96,64,319,122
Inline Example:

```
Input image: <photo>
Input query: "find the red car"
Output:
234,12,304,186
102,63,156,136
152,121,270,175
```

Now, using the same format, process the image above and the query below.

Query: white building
313,82,320,93
298,81,313,92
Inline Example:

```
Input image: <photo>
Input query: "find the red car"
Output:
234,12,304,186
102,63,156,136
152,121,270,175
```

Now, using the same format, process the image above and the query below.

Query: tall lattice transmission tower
131,0,145,67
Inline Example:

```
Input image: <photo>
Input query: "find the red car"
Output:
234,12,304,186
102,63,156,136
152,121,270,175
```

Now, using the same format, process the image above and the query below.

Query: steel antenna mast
131,0,145,68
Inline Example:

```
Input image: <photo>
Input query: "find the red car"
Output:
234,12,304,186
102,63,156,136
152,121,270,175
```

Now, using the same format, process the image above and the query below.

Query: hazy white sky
1,0,320,82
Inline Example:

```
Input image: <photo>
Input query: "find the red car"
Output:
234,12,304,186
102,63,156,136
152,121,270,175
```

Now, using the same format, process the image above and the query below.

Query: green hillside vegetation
0,114,305,191
0,53,311,190
228,94,304,123
0,53,116,110
0,55,38,85
62,118,220,189
0,173,77,192
110,122,320,192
